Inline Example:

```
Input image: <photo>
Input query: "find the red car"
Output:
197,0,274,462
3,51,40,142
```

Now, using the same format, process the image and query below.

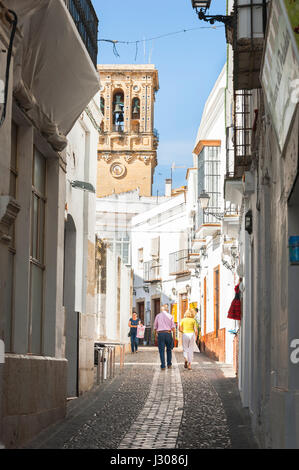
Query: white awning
6,0,100,148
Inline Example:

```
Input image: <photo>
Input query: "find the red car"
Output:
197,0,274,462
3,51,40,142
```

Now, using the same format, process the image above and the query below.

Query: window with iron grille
197,146,221,226
143,259,161,282
64,0,98,67
169,250,189,275
5,121,18,352
29,148,46,355
233,90,253,175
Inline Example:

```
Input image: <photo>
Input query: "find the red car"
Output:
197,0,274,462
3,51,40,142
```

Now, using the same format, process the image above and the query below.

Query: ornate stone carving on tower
97,65,159,197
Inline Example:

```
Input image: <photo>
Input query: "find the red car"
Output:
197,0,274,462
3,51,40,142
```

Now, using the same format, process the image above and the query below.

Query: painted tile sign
284,0,299,54
261,0,299,152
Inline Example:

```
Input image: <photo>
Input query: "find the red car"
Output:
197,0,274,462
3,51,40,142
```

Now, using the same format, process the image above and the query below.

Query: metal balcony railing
234,90,252,176
64,0,98,67
143,260,161,282
169,250,189,276
112,124,124,133
226,125,235,178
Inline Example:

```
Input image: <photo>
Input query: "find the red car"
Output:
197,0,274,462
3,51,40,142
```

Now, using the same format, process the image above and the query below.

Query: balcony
226,90,253,182
169,250,190,276
227,0,269,90
143,260,161,282
64,0,98,67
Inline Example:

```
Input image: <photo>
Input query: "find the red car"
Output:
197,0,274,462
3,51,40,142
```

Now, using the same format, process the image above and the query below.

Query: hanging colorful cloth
227,283,242,320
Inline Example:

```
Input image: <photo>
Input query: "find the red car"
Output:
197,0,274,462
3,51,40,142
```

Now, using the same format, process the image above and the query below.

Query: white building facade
0,0,100,447
131,192,195,345
64,94,102,397
224,0,299,448
95,189,169,346
190,64,238,365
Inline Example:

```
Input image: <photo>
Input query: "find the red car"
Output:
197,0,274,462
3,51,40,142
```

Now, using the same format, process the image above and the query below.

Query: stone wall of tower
97,65,159,197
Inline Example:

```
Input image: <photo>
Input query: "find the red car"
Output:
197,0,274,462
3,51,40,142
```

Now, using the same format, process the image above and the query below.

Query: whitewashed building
224,0,299,448
131,190,194,345
0,0,100,447
189,64,238,365
95,189,170,346
64,94,102,397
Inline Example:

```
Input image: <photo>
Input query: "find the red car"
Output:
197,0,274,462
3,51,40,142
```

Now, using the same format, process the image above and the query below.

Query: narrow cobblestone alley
25,348,257,450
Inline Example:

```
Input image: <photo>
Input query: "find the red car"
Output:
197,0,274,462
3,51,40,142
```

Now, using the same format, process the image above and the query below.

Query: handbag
137,325,145,339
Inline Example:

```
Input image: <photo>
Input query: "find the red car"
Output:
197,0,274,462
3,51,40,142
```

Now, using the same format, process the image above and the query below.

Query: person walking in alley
128,311,141,353
154,304,175,370
179,309,198,370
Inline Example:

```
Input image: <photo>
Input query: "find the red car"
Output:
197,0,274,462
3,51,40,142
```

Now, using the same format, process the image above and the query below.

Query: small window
150,237,160,258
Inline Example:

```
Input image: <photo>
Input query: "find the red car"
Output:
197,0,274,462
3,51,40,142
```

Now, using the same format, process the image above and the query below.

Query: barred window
29,147,46,355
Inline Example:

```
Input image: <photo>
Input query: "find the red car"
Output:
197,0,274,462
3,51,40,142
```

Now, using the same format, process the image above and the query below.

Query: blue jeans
130,330,139,352
158,332,172,368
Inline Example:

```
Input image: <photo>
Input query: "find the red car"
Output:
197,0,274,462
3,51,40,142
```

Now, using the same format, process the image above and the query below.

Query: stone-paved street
25,347,258,450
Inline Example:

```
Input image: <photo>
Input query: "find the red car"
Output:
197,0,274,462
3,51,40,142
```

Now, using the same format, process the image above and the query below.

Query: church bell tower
97,65,159,197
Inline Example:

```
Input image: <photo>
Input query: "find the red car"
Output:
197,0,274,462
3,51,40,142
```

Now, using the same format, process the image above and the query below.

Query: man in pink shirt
154,304,175,370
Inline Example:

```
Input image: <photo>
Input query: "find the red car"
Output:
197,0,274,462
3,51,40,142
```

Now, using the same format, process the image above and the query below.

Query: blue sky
93,0,227,195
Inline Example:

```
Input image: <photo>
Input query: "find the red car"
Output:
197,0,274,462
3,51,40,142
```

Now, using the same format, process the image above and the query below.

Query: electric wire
98,25,224,58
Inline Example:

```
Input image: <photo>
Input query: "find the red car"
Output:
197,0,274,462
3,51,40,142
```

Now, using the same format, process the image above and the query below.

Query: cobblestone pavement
25,347,258,449
118,353,183,449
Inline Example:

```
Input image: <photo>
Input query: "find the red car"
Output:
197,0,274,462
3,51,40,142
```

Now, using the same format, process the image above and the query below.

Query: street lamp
198,189,224,221
191,0,232,26
70,180,95,193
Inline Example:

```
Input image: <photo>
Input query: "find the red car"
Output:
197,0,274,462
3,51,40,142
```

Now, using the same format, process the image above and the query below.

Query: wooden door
137,301,145,324
204,277,207,341
214,267,220,337
180,293,188,320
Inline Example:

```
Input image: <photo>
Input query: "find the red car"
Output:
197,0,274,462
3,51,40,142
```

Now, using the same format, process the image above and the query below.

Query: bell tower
97,65,159,197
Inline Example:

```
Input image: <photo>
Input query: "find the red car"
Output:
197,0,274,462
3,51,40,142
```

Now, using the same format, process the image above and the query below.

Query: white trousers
182,333,195,363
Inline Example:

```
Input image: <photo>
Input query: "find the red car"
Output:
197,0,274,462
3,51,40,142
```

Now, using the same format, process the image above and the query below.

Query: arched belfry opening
100,96,105,116
131,96,140,133
113,90,124,132
132,97,140,119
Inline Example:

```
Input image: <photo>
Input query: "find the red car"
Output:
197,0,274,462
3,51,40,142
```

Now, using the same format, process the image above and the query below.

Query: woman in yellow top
179,309,198,370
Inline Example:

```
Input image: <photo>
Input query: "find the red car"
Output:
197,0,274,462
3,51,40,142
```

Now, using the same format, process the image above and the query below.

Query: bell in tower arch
132,97,140,119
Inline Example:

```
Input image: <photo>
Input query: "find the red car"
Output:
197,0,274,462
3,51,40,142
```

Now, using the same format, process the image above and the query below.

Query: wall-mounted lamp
143,285,149,293
230,245,238,258
245,210,253,235
133,288,136,296
70,180,96,193
200,246,207,257
156,283,162,293
222,256,234,272
198,190,224,220
186,284,192,295
172,287,177,296
191,0,233,26
194,266,201,278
